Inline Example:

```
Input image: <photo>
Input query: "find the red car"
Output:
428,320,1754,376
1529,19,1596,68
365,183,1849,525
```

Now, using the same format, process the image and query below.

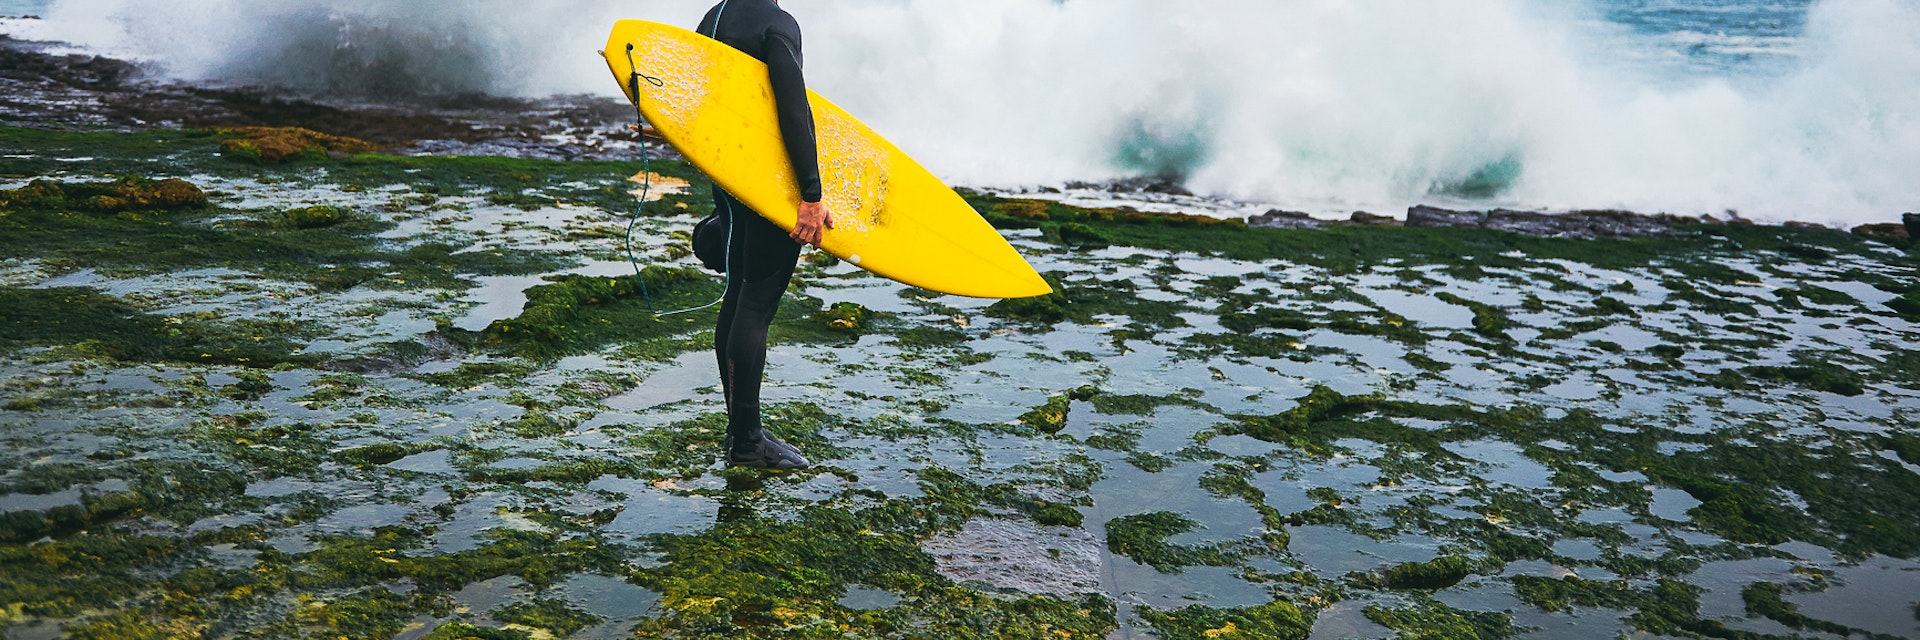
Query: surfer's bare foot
726,433,811,470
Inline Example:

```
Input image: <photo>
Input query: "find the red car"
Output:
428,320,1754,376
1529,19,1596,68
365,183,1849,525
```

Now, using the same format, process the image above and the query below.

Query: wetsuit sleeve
764,28,822,203
696,7,718,38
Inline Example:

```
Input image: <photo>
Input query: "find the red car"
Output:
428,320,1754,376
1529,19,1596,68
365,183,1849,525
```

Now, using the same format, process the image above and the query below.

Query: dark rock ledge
1251,205,1919,243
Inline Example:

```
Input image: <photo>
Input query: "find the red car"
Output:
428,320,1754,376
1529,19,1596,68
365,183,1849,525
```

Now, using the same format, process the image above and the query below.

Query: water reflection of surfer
700,0,832,470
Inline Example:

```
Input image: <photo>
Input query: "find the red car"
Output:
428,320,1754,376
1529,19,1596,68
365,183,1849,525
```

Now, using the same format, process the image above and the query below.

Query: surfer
699,0,833,470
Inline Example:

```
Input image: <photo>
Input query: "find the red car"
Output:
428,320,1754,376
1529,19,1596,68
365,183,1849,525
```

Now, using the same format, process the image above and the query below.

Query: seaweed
1512,575,1641,612
420,622,533,640
191,412,329,476
1018,394,1073,433
7,122,1920,639
493,597,602,638
985,273,1188,331
1104,511,1234,573
334,442,438,467
470,270,722,360
1135,601,1313,640
1364,600,1515,640
1888,290,1920,319
289,588,418,640
1,176,206,214
0,177,567,292
1740,582,1883,638
1379,556,1473,590
1232,385,1387,444
218,126,380,164
1433,292,1510,341
0,533,191,619
0,287,315,366
632,477,1117,638
1736,364,1866,397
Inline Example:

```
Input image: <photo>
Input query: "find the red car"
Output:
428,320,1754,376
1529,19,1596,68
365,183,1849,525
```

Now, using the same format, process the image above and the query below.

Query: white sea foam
12,0,1919,223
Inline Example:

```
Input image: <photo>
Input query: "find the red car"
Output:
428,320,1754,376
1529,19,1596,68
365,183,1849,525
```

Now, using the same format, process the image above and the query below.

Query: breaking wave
16,0,1920,223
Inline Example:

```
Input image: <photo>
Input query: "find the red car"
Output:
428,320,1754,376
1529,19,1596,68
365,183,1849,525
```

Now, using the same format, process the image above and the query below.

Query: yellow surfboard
603,20,1050,299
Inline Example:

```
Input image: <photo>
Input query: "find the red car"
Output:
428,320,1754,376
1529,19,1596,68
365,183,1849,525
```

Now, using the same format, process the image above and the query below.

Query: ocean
3,0,1914,223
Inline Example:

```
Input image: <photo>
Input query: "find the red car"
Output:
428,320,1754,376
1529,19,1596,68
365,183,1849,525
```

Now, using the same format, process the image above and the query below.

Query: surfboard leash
622,43,731,318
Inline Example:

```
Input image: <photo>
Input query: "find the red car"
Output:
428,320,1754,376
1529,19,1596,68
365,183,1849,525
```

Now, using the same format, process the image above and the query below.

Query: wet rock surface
1247,209,1326,230
924,516,1104,596
0,36,663,161
1407,204,1680,239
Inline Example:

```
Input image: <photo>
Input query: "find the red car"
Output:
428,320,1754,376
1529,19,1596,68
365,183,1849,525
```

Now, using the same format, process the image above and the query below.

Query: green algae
0,287,315,367
1230,385,1391,448
1511,575,1641,612
335,441,441,467
814,302,873,334
984,272,1188,331
492,597,601,638
1514,574,1876,639
468,270,721,360
1888,290,1920,319
1018,394,1073,433
0,177,206,213
405,360,540,389
1732,363,1867,397
1028,502,1085,528
462,269,865,361
1378,556,1473,590
217,126,381,165
2,127,715,218
0,533,191,620
1105,511,1234,573
1364,600,1514,640
634,492,1116,639
285,587,418,640
296,527,628,593
0,177,567,294
1,458,251,545
968,191,1920,280
421,622,532,640
1136,601,1312,640
190,412,329,477
1739,582,1894,639
6,124,1920,639
1433,292,1511,340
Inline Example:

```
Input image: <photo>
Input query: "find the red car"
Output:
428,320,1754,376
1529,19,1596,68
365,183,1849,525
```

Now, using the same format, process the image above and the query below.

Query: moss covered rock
220,126,379,164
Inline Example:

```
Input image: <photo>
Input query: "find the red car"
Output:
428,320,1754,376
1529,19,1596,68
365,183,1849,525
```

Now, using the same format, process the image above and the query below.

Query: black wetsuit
696,0,821,460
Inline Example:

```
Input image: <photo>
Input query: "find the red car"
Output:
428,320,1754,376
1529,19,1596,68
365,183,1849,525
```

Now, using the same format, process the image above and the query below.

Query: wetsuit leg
711,188,801,453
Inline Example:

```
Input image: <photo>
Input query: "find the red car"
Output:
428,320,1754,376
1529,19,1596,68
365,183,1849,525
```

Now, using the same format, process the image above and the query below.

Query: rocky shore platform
1252,206,1919,244
3,31,1920,640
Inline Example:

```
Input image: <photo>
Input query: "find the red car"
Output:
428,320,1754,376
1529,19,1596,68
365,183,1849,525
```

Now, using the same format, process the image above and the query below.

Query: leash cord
623,43,729,317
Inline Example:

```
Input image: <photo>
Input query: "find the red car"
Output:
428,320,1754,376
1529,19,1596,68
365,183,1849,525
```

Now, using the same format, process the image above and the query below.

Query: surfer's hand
792,201,833,246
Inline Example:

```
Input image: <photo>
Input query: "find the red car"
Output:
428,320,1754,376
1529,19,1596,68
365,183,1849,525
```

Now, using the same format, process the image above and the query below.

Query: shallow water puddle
2,149,1917,638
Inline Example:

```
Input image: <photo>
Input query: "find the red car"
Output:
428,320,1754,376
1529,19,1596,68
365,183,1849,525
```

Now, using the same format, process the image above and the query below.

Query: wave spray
22,0,1920,223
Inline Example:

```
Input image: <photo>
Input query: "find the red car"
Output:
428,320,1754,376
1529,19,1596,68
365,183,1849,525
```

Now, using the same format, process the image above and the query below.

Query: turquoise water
0,0,48,17
1597,0,1817,76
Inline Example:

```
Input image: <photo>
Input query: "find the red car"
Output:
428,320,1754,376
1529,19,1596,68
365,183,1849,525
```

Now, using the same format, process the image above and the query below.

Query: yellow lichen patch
995,199,1051,221
219,126,380,164
1203,622,1240,637
627,171,689,202
671,595,725,615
